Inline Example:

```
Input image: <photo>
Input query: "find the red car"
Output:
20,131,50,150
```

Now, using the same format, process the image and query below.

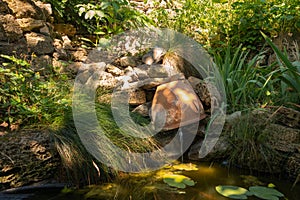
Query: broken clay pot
151,80,206,131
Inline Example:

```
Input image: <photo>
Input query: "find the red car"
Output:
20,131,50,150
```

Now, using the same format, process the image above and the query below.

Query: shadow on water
3,162,298,200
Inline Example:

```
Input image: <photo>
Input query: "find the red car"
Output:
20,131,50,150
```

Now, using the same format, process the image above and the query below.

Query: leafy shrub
149,0,300,51
213,45,275,112
227,0,300,50
213,39,300,113
76,0,152,44
43,0,152,39
42,0,89,29
0,55,71,130
262,32,300,107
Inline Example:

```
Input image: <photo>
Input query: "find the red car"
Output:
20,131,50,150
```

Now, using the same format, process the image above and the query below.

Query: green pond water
31,162,299,200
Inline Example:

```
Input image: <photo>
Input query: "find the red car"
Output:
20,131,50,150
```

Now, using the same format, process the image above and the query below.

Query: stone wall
0,0,86,76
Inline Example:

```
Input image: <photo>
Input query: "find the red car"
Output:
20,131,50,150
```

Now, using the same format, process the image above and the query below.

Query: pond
2,162,299,200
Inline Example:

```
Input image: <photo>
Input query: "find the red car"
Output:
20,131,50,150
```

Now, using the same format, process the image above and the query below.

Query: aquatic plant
249,186,284,200
215,185,285,200
215,185,250,199
163,174,195,189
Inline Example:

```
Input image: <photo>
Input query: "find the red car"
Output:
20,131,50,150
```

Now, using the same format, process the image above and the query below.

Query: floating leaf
249,186,284,200
172,163,198,171
163,174,195,189
215,185,251,199
163,178,186,189
182,179,195,186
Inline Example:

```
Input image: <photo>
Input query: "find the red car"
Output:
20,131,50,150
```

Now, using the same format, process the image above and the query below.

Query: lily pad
163,174,195,189
171,163,198,171
215,185,251,199
249,186,284,200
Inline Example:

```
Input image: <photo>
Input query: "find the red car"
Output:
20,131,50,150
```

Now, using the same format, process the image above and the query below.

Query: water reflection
29,162,299,200
2,163,300,200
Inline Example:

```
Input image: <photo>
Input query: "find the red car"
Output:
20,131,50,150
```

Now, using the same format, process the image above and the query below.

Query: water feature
2,162,298,200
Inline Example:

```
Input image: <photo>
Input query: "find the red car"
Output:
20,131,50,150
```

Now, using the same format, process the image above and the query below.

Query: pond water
3,162,300,200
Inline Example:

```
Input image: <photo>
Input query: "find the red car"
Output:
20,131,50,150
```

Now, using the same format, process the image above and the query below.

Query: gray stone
96,71,117,89
53,50,69,61
148,64,169,78
53,39,70,60
16,18,44,31
25,32,54,55
39,24,51,36
76,70,91,84
86,49,115,63
0,14,23,42
0,39,27,55
34,1,52,20
163,52,201,78
62,35,72,49
132,66,149,80
128,89,147,105
142,47,166,65
88,62,107,73
142,52,154,65
120,56,137,67
117,73,185,90
31,55,53,75
162,60,182,76
106,63,124,76
59,61,81,75
142,73,185,89
152,47,166,62
4,0,46,20
132,102,152,117
70,48,88,62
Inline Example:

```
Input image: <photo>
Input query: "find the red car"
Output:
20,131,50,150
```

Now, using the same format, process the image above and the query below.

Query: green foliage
224,111,278,172
94,102,155,153
149,0,300,50
249,186,284,200
0,55,70,130
76,0,152,42
213,38,300,112
42,0,89,25
43,0,152,42
227,0,300,49
53,112,110,186
213,45,275,112
262,32,300,106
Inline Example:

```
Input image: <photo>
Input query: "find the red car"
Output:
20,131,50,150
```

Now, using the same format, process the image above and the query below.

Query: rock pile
77,47,213,132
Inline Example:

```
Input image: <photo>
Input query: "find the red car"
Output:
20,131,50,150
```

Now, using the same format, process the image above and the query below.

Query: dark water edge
1,162,299,200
